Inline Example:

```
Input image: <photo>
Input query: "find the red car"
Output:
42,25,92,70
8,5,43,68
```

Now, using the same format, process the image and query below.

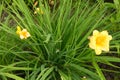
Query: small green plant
0,0,120,80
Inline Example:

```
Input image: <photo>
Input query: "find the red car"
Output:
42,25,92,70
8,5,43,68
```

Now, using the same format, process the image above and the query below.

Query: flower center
21,31,27,37
96,35,106,47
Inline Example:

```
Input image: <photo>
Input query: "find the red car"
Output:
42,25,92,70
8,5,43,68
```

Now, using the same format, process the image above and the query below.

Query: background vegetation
0,0,120,80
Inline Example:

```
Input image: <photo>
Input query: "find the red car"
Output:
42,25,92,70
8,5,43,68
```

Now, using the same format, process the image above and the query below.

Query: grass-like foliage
0,0,120,80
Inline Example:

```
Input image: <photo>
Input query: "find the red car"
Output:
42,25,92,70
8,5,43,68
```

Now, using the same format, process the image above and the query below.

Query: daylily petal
20,35,25,39
101,42,109,51
16,26,21,34
95,47,102,55
108,35,112,40
93,30,99,36
101,30,108,35
89,36,96,49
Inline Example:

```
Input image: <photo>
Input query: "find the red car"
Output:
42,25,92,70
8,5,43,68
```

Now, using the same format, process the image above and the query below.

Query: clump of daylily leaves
16,27,112,55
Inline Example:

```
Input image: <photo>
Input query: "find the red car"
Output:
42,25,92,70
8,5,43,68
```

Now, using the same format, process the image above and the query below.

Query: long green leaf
0,73,24,80
69,63,100,80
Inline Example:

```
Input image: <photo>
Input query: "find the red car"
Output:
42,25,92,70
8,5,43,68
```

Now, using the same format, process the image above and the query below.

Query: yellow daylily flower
19,29,31,39
16,26,31,39
34,8,44,14
16,26,21,34
88,30,112,55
